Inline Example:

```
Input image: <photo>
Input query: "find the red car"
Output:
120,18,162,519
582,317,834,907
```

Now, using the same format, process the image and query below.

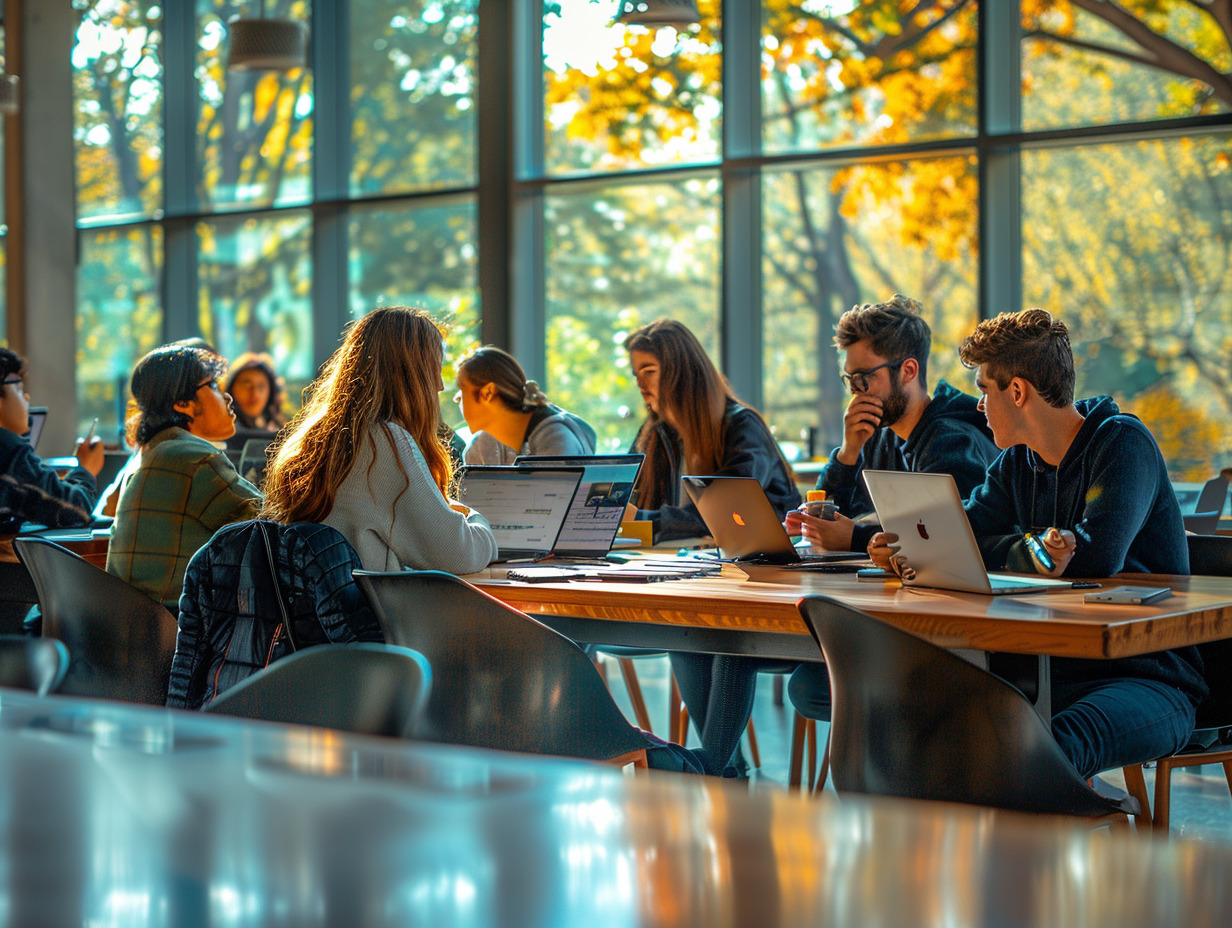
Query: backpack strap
258,519,297,652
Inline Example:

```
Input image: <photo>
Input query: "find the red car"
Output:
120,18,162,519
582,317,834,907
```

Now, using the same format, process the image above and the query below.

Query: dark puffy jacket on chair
167,520,384,709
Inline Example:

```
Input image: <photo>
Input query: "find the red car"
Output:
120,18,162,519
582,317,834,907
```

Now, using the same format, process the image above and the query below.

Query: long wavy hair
625,319,739,509
261,307,452,524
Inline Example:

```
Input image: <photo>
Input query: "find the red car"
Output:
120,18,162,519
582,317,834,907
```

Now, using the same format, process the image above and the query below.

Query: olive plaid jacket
106,428,261,610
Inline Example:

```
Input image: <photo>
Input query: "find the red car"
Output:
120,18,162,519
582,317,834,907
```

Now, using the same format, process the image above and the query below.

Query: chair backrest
1183,534,1232,729
353,569,649,762
204,643,431,739
1194,474,1230,518
796,595,1134,816
14,538,178,704
0,635,70,697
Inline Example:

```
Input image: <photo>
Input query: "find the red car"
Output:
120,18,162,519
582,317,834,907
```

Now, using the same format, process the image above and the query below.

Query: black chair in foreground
204,643,431,738
13,538,178,705
0,635,70,696
353,569,653,768
1120,534,1232,833
796,594,1138,819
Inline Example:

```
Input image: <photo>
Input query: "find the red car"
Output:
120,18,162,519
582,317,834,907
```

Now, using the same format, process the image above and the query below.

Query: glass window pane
543,0,721,175
545,176,722,452
76,226,165,445
1022,1,1231,131
197,212,314,404
348,198,480,423
761,157,979,459
761,0,977,154
197,0,313,210
1023,135,1232,481
73,1,164,222
350,1,478,196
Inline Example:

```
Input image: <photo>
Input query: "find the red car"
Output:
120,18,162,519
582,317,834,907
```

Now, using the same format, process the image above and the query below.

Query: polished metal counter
0,689,1227,927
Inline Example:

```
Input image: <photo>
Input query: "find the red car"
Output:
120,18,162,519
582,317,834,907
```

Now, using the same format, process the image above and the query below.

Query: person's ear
479,382,496,403
173,398,197,416
899,357,920,386
1009,377,1030,408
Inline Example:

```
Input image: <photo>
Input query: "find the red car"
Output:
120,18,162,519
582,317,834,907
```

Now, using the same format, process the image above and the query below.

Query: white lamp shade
227,18,307,71
615,0,701,28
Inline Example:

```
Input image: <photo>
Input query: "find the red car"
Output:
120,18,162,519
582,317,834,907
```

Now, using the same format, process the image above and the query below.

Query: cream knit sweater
325,422,497,573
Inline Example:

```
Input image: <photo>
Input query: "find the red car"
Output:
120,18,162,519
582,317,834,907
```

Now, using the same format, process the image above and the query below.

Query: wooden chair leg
745,716,761,769
1222,760,1232,801
668,672,688,744
616,658,654,733
773,673,784,707
1152,759,1175,834
1121,764,1152,830
804,717,817,791
788,712,808,790
814,727,831,795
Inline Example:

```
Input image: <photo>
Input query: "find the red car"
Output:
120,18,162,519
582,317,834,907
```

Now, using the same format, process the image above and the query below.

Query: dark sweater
816,380,999,550
0,427,96,533
635,402,801,542
964,395,1206,705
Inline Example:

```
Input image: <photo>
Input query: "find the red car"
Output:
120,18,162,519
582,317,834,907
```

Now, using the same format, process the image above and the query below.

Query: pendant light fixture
615,0,701,29
227,1,307,72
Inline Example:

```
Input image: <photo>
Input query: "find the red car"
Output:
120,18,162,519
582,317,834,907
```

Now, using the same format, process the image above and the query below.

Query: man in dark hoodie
787,294,999,553
867,309,1205,780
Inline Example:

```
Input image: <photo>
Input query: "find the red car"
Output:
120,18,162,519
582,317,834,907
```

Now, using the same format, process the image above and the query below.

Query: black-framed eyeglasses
2,376,23,391
195,378,222,394
840,358,908,393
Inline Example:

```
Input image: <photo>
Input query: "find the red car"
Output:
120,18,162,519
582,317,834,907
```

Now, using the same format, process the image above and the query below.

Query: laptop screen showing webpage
514,454,644,556
457,466,583,557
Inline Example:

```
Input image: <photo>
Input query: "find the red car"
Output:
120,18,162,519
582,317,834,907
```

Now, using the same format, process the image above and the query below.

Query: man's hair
958,309,1074,408
127,345,228,446
833,294,931,389
0,347,23,381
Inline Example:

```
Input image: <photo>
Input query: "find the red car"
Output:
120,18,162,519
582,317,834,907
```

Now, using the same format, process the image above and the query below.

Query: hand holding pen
75,416,105,477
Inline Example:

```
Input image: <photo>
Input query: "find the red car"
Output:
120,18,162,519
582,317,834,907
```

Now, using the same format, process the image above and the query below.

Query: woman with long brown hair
625,319,800,776
261,307,496,573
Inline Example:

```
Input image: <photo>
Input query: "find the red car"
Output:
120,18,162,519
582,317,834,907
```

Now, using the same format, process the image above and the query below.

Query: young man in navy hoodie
788,294,999,553
870,309,1205,779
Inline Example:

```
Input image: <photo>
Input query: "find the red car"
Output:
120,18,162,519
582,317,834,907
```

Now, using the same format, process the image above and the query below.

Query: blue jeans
787,662,1196,781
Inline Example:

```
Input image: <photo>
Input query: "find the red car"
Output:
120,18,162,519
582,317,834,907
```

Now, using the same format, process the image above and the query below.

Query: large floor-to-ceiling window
64,0,1231,478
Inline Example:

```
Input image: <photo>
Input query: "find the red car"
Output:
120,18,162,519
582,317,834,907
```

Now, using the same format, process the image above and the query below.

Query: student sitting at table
0,347,104,533
624,318,801,776
260,306,497,574
107,345,262,610
456,346,596,465
786,294,998,553
837,309,1206,780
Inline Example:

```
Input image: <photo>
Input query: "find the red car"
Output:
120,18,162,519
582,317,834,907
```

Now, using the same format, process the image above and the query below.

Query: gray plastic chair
204,643,431,739
353,569,650,767
797,594,1137,818
0,635,71,697
1181,473,1230,534
13,537,178,705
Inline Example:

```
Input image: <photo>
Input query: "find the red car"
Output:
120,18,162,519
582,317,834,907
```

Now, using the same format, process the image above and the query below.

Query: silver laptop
457,465,584,563
682,475,866,567
861,470,1075,595
513,454,643,559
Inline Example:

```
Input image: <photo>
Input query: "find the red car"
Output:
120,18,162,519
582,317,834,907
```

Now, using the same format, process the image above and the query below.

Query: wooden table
3,689,1229,927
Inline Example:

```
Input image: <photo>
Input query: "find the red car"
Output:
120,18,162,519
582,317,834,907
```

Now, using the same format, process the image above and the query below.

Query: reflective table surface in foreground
0,690,1228,927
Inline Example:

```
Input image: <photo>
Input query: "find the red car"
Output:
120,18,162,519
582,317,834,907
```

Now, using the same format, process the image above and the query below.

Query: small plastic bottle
796,489,837,555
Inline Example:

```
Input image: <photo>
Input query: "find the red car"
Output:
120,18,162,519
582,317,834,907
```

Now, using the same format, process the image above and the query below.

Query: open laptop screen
514,454,644,556
25,407,47,451
457,466,583,558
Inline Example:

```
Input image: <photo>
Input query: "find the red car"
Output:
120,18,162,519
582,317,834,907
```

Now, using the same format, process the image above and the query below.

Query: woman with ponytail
455,347,596,464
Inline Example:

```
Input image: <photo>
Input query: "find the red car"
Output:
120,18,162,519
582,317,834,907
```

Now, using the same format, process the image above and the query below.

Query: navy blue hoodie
0,427,96,533
817,380,999,550
964,395,1206,704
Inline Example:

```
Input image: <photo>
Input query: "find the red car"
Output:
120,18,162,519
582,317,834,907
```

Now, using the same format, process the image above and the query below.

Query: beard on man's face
877,372,909,429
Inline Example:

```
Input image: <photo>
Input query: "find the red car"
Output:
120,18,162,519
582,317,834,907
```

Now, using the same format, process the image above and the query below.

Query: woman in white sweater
261,307,497,573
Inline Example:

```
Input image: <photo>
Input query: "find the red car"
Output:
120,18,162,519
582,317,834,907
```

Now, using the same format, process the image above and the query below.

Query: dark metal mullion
312,0,350,366
161,0,199,342
720,0,763,408
477,0,516,354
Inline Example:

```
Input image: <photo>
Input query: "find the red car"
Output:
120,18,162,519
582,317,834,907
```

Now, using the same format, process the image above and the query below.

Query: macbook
681,475,866,567
860,470,1076,595
457,465,584,563
25,407,47,451
513,454,643,559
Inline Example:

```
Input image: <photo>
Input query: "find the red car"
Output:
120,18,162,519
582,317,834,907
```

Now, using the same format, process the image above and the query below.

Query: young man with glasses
0,347,104,533
786,294,999,553
861,309,1204,780
106,345,261,610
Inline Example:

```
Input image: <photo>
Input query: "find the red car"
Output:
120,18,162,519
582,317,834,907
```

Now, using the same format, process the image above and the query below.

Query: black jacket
634,401,801,542
0,428,96,533
166,520,384,709
816,380,998,550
